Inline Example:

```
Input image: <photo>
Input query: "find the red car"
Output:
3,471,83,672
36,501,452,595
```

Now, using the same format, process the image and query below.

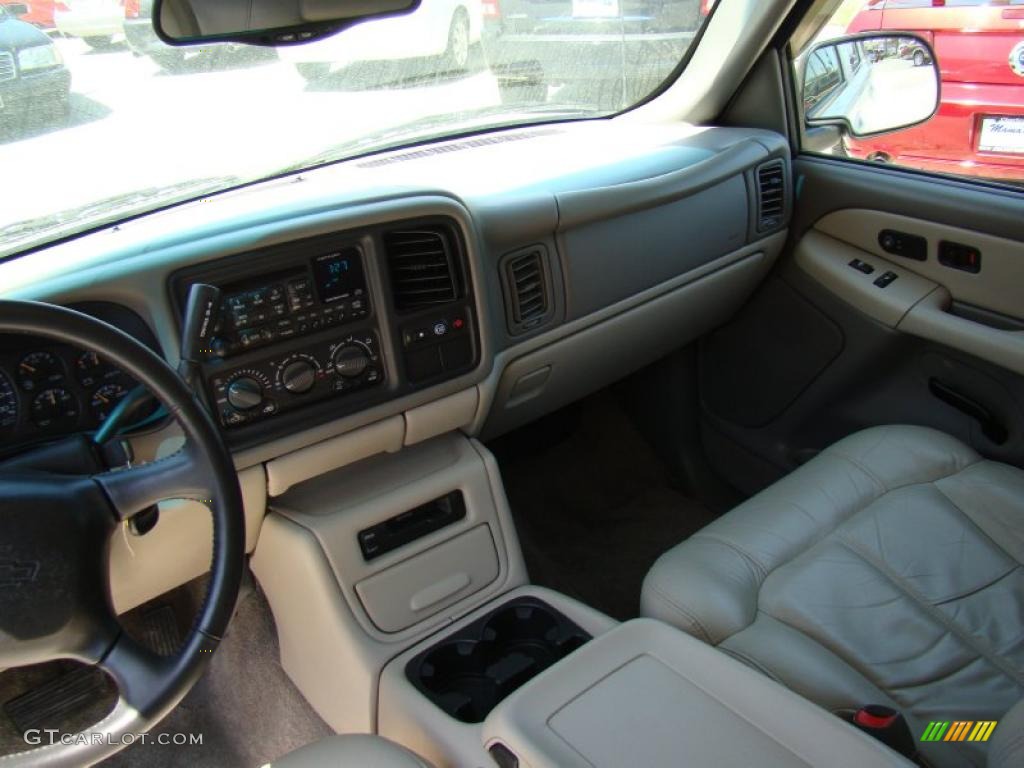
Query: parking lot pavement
1,39,501,238
865,59,937,128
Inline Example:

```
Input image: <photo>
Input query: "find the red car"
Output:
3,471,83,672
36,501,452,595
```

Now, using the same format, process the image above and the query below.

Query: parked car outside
55,0,125,49
0,0,57,30
845,0,1024,182
0,2,71,135
123,0,276,72
802,40,873,121
481,0,704,110
277,0,483,84
899,36,931,66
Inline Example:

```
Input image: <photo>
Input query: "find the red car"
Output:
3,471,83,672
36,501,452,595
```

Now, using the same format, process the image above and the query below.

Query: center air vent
384,226,460,313
502,246,552,335
756,160,786,232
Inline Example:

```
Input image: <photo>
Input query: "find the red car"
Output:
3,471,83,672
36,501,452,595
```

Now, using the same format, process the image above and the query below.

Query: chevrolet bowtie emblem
0,546,40,588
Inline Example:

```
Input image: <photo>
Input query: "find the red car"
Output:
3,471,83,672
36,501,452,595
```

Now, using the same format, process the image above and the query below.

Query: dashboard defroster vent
502,247,552,335
384,227,460,313
755,160,786,232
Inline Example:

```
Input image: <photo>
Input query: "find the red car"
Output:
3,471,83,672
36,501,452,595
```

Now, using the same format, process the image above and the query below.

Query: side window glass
796,0,1024,187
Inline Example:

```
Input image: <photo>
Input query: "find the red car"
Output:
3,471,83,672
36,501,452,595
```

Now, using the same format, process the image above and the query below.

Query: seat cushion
641,425,1024,768
265,734,432,768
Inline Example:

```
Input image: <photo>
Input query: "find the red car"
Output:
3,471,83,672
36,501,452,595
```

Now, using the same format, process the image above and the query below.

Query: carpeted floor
2,571,329,767
104,573,332,768
488,390,719,621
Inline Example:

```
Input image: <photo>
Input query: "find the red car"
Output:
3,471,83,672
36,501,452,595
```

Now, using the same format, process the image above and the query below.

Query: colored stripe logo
921,721,998,742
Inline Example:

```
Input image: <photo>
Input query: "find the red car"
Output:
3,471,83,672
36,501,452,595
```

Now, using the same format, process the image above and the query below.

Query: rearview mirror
801,33,939,138
153,0,421,46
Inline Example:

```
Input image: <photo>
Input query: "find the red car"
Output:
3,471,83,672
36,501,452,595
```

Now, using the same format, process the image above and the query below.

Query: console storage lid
482,619,912,768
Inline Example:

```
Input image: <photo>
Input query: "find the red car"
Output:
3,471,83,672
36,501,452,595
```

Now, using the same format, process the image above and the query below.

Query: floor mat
488,391,718,621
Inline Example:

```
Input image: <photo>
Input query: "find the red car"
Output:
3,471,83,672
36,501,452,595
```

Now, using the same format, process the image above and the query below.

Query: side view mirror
801,33,939,138
153,0,421,47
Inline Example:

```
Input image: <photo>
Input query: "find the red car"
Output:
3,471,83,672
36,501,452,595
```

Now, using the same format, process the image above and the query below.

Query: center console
249,433,534,735
170,218,480,448
476,619,912,768
250,432,911,768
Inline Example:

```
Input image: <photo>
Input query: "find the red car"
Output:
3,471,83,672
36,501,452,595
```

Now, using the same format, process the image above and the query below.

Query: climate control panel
209,330,383,428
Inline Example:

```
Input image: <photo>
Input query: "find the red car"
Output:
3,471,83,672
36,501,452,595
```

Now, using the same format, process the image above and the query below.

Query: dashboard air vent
756,161,786,232
503,247,551,335
384,227,460,313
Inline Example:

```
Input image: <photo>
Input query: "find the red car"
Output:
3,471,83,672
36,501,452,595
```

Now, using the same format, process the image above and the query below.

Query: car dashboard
0,119,790,494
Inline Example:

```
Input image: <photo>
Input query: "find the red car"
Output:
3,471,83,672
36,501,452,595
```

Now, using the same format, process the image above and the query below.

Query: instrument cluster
0,303,164,452
0,347,137,439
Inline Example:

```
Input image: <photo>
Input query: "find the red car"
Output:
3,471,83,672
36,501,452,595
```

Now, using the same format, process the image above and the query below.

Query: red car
846,0,1024,182
0,0,58,30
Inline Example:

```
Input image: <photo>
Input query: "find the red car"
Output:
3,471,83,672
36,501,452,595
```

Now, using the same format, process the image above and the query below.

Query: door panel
813,208,1024,321
700,155,1024,496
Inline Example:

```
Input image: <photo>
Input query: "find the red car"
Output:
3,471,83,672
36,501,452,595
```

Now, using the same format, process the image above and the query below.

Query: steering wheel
0,301,245,767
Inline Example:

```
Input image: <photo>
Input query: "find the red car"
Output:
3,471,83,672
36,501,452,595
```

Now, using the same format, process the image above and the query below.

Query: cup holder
406,597,591,723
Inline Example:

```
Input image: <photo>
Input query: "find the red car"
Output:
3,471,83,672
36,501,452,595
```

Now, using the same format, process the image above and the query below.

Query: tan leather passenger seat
642,425,1024,768
266,734,433,767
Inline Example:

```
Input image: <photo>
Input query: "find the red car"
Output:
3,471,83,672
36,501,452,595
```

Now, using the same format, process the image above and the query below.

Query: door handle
928,378,1008,445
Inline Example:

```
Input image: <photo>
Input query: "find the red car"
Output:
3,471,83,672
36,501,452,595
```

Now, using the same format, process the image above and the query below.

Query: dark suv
0,2,70,134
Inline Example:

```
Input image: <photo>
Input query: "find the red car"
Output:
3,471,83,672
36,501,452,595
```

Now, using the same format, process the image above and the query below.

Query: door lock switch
849,258,875,275
874,271,899,288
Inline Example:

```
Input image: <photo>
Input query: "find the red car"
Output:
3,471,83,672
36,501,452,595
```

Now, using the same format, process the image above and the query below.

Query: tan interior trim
815,209,1024,321
109,464,266,614
265,415,405,497
250,435,528,733
899,289,1024,377
483,619,913,768
377,585,618,768
794,230,940,328
403,388,479,447
795,229,1024,376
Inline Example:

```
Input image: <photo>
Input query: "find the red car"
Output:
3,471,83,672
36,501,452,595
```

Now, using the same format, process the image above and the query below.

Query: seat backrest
988,699,1024,768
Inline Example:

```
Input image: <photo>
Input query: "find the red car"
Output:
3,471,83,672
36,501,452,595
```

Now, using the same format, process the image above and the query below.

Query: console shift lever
179,282,221,389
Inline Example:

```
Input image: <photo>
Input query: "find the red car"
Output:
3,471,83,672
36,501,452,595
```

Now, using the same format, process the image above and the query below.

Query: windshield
0,0,711,260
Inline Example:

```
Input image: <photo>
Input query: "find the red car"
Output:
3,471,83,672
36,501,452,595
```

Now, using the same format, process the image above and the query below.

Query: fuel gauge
76,350,117,388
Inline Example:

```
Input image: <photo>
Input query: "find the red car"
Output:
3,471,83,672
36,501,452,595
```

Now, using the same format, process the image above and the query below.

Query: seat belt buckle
846,705,918,762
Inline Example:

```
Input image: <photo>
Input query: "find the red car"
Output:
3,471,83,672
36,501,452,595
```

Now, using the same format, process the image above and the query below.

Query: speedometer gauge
0,370,17,429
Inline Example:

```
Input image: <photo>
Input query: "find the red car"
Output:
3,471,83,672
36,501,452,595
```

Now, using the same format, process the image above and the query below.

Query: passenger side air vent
384,226,460,313
755,160,786,232
502,246,552,335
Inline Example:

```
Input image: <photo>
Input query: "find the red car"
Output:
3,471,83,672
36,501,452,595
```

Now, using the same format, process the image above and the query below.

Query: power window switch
849,258,875,275
874,271,899,288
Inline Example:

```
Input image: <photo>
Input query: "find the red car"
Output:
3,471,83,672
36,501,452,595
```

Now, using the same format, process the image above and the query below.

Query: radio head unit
170,220,481,449
217,246,370,358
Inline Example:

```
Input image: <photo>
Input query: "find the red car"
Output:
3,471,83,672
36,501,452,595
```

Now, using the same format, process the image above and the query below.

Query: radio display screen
313,248,366,304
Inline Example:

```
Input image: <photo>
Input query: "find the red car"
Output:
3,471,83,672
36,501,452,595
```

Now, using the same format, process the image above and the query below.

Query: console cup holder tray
405,597,591,723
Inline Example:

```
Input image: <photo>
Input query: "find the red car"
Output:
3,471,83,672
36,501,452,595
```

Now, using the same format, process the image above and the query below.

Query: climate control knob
333,344,370,379
281,360,317,394
226,376,263,411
